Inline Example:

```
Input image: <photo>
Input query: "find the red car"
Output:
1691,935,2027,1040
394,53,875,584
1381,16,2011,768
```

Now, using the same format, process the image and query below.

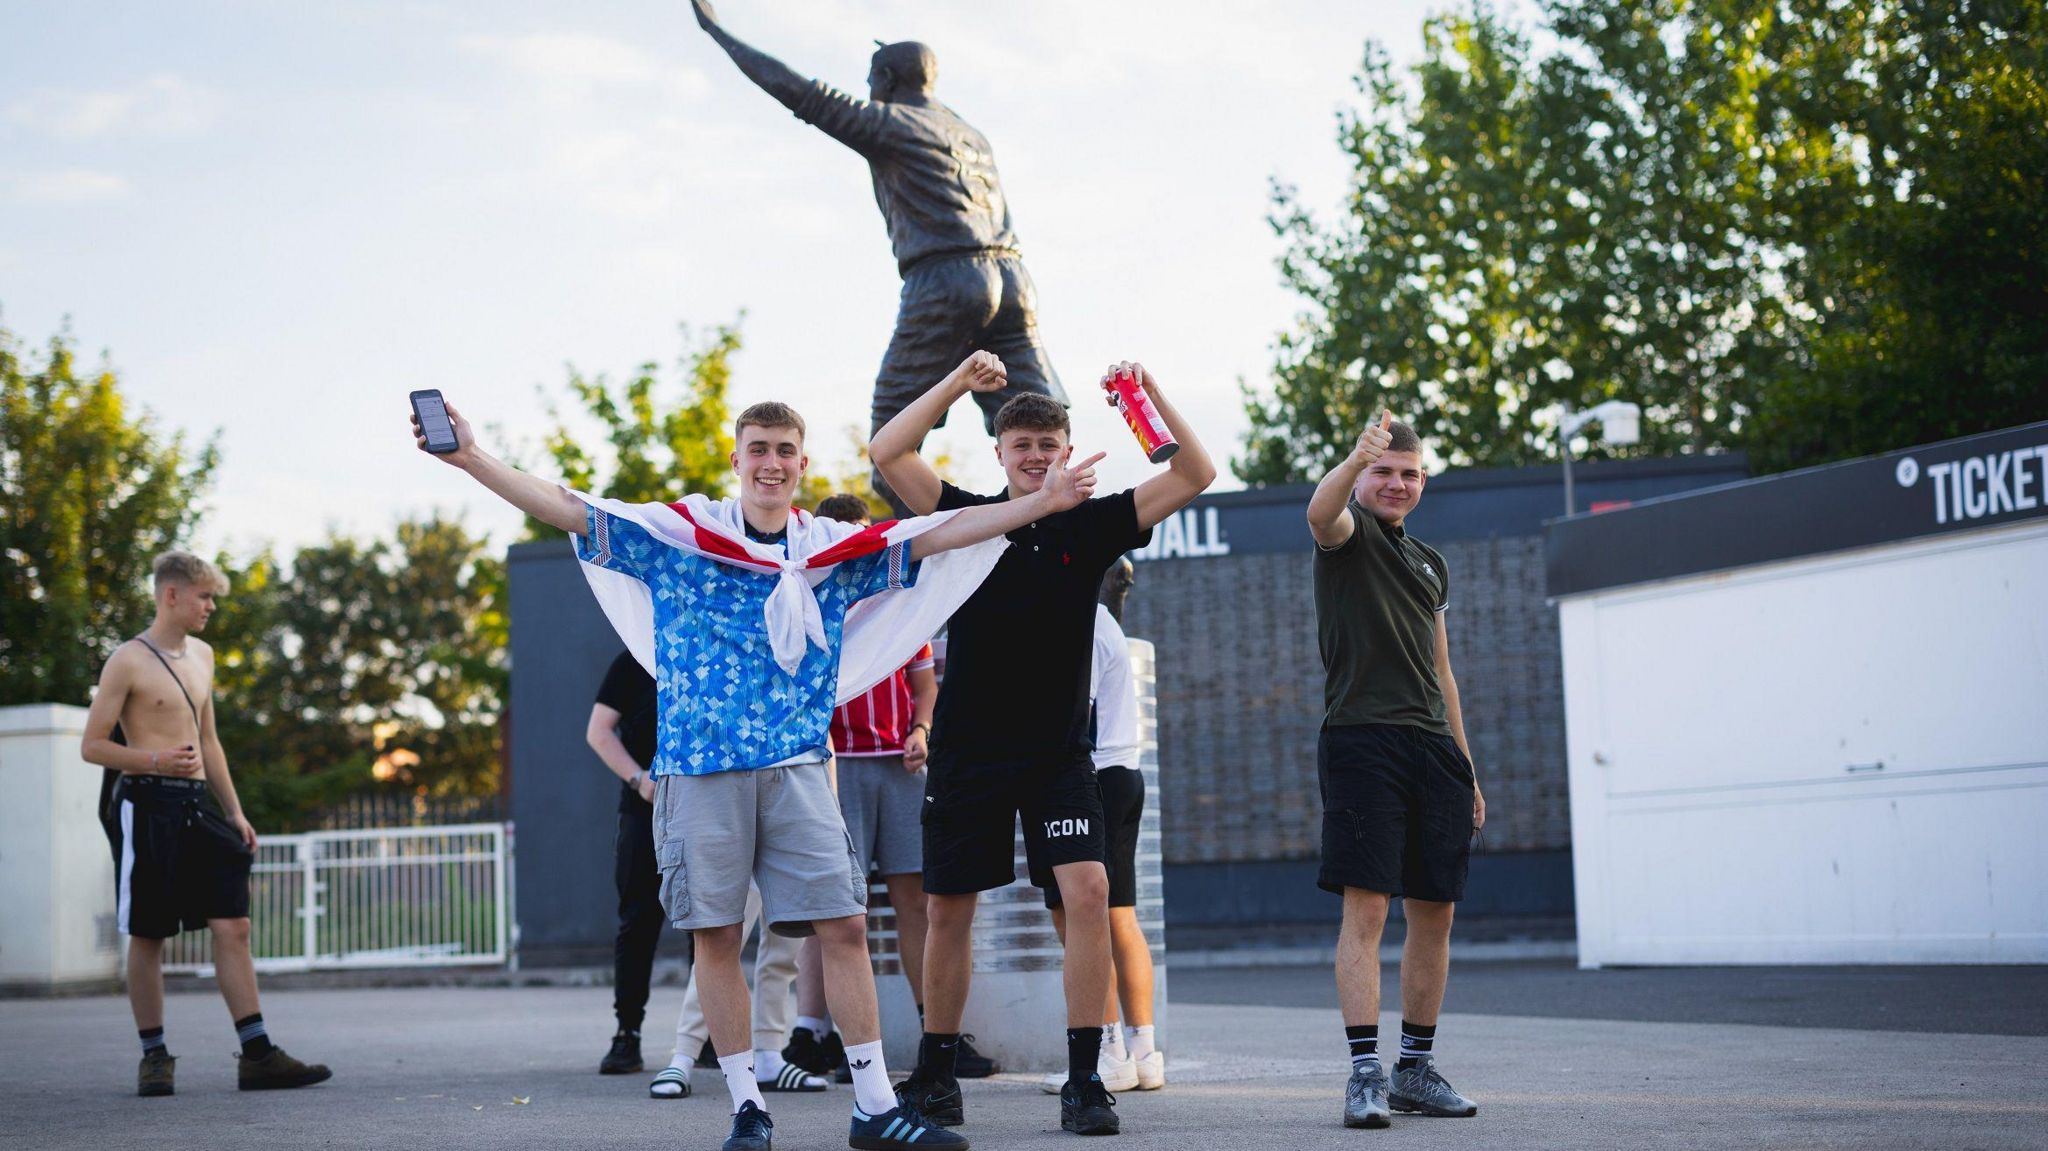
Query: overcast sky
3,0,1468,557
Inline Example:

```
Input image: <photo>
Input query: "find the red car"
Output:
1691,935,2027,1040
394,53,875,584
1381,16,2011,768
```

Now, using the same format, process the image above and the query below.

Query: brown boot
138,1049,176,1097
237,1046,333,1090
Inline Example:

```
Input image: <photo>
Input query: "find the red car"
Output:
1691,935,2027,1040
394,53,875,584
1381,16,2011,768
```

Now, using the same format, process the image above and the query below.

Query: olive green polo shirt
1313,501,1450,734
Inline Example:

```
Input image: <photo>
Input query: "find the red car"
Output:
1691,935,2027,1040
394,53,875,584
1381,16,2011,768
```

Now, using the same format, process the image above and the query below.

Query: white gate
163,823,511,974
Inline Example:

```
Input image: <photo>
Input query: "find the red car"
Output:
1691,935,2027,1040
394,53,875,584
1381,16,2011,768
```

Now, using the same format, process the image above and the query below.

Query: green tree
1744,0,2048,470
207,516,507,830
0,320,218,705
1240,0,2048,484
527,321,743,536
525,317,897,522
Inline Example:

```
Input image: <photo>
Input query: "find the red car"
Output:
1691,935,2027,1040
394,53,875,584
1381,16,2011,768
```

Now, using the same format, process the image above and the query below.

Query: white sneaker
1097,1050,1139,1092
1132,1049,1165,1090
1039,1050,1139,1094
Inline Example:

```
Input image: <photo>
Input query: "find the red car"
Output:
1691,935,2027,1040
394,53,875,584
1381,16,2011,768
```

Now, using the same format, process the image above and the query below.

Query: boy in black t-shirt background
871,351,1215,1137
588,654,815,1101
588,651,668,1075
1307,412,1487,1130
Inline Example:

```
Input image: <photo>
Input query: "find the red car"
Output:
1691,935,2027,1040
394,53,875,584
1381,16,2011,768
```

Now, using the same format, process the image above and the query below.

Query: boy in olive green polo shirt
1306,413,1487,1129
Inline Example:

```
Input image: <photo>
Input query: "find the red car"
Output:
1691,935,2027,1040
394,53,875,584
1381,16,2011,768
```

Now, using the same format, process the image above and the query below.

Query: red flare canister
1106,369,1179,463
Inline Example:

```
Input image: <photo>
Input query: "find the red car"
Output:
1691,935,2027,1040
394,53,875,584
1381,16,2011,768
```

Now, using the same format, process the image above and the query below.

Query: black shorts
1046,766,1142,910
872,252,1067,438
922,751,1105,896
1317,723,1475,903
111,776,254,940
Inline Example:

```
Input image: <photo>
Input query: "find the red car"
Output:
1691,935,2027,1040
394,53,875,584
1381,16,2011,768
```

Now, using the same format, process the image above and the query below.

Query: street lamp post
1558,400,1643,514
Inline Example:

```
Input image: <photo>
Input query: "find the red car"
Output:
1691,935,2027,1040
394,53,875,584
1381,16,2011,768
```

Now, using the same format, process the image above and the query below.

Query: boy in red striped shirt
783,494,940,1082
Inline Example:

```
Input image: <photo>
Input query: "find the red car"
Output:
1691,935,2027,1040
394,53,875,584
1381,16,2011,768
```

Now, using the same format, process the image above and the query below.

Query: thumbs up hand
1351,410,1395,468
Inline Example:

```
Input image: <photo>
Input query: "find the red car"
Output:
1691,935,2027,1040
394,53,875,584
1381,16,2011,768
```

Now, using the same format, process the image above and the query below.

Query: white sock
1102,1022,1128,1061
843,1040,895,1116
718,1051,765,1113
753,1048,787,1080
1127,1025,1156,1060
797,1014,832,1036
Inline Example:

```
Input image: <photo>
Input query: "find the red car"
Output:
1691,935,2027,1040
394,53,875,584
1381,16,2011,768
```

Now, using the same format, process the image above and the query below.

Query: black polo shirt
931,482,1151,760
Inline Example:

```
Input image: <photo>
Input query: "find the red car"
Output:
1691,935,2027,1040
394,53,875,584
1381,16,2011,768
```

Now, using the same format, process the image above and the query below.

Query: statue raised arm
689,1,1070,511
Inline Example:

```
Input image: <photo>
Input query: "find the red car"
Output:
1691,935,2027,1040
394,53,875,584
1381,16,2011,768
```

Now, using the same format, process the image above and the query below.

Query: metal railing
162,823,511,975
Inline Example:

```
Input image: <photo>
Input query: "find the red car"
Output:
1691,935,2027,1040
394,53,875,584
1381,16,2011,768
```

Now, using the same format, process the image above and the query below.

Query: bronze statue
690,0,1069,508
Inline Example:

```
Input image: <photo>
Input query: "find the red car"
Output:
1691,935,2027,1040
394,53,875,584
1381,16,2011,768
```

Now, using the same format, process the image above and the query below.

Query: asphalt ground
1171,960,2048,1036
4,960,2045,1150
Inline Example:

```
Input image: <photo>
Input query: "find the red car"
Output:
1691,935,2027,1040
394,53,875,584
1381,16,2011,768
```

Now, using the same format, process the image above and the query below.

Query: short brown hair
152,551,228,595
992,394,1070,437
734,401,806,443
1386,420,1421,455
814,493,870,524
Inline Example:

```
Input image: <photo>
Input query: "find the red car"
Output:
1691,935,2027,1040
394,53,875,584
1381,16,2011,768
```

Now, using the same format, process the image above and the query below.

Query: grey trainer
1342,1062,1391,1128
1390,1060,1478,1117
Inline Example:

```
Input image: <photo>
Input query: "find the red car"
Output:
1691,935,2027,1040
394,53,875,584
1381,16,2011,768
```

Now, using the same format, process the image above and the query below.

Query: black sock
1396,1020,1436,1071
1345,1024,1379,1070
1066,1027,1103,1088
234,1013,274,1059
920,1032,960,1080
139,1026,167,1055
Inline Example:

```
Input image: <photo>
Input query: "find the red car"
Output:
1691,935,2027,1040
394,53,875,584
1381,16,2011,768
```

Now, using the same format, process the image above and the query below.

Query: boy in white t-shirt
1042,558,1163,1093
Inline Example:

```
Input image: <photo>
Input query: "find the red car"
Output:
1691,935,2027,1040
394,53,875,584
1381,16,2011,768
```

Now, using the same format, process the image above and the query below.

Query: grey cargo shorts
652,762,868,938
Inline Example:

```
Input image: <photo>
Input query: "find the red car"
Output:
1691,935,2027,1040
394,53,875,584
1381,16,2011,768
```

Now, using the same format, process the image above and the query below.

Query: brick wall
1123,534,1569,866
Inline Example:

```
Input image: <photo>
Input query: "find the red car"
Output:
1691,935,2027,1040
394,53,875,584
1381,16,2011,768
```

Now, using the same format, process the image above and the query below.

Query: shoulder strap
134,636,203,731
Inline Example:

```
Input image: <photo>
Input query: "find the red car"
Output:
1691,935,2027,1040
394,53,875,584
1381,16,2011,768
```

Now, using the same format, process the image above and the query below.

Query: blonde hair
152,551,229,595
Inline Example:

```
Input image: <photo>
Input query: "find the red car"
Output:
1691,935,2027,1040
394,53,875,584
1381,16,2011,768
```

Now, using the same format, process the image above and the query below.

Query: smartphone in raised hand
410,389,460,454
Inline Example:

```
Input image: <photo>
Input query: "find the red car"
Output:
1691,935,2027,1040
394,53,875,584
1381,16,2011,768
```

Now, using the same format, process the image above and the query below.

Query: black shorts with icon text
922,751,1106,896
1317,723,1475,903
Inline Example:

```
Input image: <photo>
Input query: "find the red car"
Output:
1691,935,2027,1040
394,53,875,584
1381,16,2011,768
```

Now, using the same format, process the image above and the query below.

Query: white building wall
0,704,121,989
1562,521,2048,966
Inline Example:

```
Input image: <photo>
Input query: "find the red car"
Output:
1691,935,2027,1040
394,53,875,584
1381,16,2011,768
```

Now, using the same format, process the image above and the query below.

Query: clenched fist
952,350,1008,394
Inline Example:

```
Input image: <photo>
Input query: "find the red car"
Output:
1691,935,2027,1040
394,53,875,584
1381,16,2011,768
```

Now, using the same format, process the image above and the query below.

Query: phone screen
415,392,458,452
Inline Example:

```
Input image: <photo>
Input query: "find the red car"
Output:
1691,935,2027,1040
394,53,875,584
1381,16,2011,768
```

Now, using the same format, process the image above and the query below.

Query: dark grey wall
507,539,688,966
1121,455,1747,924
505,455,1749,957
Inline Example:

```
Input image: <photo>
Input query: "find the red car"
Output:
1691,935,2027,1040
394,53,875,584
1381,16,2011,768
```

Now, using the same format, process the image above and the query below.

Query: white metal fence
163,823,510,974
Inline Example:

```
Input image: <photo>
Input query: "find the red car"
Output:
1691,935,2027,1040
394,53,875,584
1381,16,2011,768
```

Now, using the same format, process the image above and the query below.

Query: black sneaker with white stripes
850,1101,970,1149
783,1026,848,1077
761,1062,829,1092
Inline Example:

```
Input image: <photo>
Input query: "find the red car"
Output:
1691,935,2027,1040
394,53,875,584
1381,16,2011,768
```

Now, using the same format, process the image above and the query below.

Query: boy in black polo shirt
871,352,1215,1137
1308,413,1487,1129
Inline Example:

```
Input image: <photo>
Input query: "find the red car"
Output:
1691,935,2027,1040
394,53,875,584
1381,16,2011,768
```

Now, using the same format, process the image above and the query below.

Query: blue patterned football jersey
578,507,918,776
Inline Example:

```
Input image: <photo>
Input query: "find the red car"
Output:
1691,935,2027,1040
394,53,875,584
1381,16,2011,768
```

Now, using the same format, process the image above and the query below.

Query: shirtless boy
80,552,332,1097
